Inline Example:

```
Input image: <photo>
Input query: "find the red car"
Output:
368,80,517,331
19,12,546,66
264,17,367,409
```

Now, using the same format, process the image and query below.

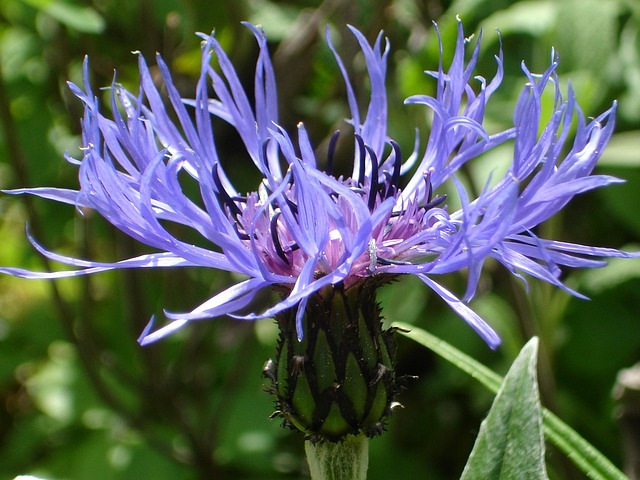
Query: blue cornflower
2,21,634,353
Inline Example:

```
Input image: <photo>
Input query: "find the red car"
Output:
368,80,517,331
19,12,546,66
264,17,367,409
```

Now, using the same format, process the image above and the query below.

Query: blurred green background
0,0,639,478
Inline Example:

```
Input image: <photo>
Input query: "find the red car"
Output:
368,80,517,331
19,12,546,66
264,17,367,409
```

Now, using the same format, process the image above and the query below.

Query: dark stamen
355,134,366,187
233,222,252,240
287,198,299,216
365,145,379,211
326,130,340,176
260,139,271,173
270,210,290,265
422,171,433,204
387,140,402,199
377,257,413,266
212,164,241,217
422,194,447,211
263,182,298,218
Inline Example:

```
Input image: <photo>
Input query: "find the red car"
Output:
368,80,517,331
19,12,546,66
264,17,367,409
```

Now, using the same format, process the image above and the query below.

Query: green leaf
578,254,640,294
480,1,556,40
460,338,548,479
246,0,299,41
393,322,628,480
599,131,640,168
19,0,106,34
554,0,617,73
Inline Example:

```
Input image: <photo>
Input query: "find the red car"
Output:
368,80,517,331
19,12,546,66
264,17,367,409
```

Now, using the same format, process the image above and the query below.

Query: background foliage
0,0,639,478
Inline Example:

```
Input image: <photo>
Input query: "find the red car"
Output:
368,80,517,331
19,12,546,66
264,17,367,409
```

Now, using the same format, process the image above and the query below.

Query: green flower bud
264,279,405,442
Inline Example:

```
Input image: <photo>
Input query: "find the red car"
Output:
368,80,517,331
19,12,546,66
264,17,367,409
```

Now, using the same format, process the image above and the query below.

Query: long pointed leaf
460,338,548,479
393,322,628,480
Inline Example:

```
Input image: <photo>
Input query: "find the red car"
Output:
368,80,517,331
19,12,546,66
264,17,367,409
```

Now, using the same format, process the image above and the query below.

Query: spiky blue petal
2,20,636,348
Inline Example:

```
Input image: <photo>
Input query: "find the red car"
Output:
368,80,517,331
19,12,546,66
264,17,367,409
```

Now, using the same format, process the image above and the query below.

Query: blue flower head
3,21,635,349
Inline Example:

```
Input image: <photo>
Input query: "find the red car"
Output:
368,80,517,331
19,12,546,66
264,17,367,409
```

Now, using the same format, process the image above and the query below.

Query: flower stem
305,435,369,480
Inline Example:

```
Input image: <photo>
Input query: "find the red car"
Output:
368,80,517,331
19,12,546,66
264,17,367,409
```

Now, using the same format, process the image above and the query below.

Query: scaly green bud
264,279,404,443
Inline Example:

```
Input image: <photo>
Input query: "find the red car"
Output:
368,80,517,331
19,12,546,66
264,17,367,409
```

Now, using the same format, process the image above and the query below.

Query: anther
326,130,340,175
355,134,366,187
422,171,433,204
367,238,377,274
387,140,402,199
270,210,290,265
212,164,241,217
376,257,413,266
260,139,271,173
365,145,379,211
233,223,252,240
422,194,447,210
285,197,299,217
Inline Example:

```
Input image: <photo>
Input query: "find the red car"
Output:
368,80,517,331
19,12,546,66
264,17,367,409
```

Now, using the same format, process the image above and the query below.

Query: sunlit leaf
393,322,628,480
599,132,640,168
19,0,105,34
460,338,548,479
578,253,640,293
480,1,556,40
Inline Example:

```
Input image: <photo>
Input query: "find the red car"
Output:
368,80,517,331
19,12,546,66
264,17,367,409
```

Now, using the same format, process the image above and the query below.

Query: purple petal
418,275,501,349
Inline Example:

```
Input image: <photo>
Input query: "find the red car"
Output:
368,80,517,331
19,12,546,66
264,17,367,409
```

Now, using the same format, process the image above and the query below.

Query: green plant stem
305,435,369,480
393,321,628,480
